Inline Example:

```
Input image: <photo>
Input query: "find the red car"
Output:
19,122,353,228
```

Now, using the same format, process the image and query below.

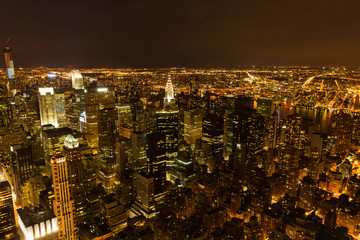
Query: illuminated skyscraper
84,86,116,148
131,131,148,170
63,135,85,225
0,181,18,240
38,88,58,128
97,108,117,193
328,111,353,157
202,113,224,156
164,76,174,104
156,109,179,167
51,155,76,240
147,133,167,200
3,46,15,95
70,70,84,90
55,91,67,128
184,109,203,150
130,172,155,219
256,97,274,117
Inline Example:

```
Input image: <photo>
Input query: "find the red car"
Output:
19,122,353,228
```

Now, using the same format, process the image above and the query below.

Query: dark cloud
1,0,360,67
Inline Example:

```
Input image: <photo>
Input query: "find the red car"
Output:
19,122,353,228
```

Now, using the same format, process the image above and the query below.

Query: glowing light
97,87,108,92
47,73,56,78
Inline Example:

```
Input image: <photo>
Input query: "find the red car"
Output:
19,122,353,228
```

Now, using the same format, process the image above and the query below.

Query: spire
164,75,174,103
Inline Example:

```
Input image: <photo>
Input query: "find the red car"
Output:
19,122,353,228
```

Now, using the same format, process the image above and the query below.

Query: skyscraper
38,87,58,128
184,109,203,150
0,181,18,240
130,131,148,170
97,108,117,193
63,135,85,225
156,109,179,168
70,70,84,90
130,172,155,219
147,133,167,200
4,46,15,95
51,155,76,240
164,76,174,104
84,86,116,148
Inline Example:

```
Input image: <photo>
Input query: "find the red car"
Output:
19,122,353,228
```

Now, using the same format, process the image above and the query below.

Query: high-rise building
0,181,18,240
130,131,148,170
328,111,353,157
84,86,116,147
184,109,203,150
130,172,155,219
65,89,85,131
147,133,167,200
38,88,58,128
156,109,179,168
169,151,195,186
97,108,117,193
4,46,15,95
71,70,84,90
13,145,34,185
256,97,275,117
164,76,174,104
55,91,67,128
51,155,76,240
202,113,224,156
63,135,85,225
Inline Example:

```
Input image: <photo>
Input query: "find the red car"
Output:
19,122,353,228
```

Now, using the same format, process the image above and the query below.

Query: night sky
1,0,360,68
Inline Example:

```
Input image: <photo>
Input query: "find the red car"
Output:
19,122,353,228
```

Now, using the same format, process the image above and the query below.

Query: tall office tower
55,91,67,128
65,89,85,131
164,76,174,104
169,151,195,186
156,109,179,168
256,97,275,117
278,144,299,197
38,87,58,127
242,113,265,171
130,172,156,219
116,137,129,179
97,108,117,193
25,97,41,134
85,86,116,148
130,131,148,170
298,176,316,211
280,114,305,150
147,133,167,200
116,104,133,138
0,181,18,240
308,133,324,181
328,111,353,157
63,135,85,225
51,155,76,240
71,70,84,90
184,109,203,150
264,112,278,149
13,145,34,186
202,113,224,157
4,46,15,95
98,108,117,158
